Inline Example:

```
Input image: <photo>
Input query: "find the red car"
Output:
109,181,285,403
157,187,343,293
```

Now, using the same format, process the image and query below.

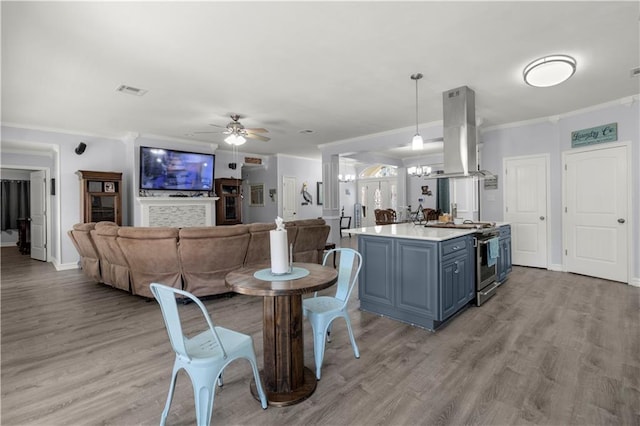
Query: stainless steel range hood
430,86,494,179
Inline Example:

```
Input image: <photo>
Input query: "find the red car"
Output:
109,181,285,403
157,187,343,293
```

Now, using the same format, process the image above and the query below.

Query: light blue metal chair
302,248,362,380
150,283,267,426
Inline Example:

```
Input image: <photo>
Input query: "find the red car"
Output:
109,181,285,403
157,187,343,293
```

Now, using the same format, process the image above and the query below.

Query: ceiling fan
194,114,270,146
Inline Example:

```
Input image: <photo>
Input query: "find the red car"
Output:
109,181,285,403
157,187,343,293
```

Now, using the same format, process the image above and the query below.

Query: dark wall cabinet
359,234,474,330
77,170,122,225
497,225,512,283
215,178,242,225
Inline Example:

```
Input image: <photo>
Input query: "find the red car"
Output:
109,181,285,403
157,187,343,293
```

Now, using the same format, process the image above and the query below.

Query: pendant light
411,73,424,150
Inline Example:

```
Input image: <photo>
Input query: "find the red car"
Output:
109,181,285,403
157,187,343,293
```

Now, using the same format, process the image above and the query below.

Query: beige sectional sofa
68,219,330,298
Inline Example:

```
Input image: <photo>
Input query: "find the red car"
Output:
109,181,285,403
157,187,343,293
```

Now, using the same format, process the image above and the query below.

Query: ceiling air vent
631,67,640,78
116,84,148,96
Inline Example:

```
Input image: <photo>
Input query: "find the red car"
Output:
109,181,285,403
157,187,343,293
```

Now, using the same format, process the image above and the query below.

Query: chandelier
407,165,432,177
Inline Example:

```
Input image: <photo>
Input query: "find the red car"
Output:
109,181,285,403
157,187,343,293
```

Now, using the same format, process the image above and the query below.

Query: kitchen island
347,223,497,330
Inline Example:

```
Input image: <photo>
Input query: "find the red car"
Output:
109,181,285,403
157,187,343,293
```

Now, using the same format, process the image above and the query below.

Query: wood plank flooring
1,244,639,425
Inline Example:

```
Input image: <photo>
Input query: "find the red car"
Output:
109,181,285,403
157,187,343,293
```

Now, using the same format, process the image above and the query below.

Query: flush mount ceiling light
523,55,577,87
410,73,424,150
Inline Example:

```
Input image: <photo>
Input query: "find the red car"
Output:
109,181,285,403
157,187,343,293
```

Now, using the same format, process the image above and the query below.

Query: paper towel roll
270,229,289,274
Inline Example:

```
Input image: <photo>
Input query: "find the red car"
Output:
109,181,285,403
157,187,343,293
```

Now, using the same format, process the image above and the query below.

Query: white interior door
29,170,47,261
282,176,297,221
564,144,628,283
504,155,548,268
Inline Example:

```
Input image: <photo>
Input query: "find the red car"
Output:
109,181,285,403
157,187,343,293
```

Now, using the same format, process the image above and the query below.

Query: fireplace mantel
137,197,219,227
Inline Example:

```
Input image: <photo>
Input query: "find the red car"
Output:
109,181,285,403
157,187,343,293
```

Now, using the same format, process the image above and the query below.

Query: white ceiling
2,1,639,160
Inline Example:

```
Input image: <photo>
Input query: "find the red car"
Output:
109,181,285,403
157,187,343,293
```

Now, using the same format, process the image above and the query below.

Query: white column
321,153,340,244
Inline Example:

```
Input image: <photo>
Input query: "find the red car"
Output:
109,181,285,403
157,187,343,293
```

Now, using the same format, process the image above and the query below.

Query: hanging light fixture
411,73,424,150
523,55,576,87
224,133,246,146
338,156,355,182
407,165,432,177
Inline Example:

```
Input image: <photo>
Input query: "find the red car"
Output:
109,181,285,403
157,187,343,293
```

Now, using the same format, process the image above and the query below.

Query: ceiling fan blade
208,123,228,129
192,130,222,134
246,128,269,133
246,133,271,142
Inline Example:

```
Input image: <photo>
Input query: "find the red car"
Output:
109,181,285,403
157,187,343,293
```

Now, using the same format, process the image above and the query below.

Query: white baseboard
54,260,79,271
1,242,18,247
629,277,640,288
548,263,564,272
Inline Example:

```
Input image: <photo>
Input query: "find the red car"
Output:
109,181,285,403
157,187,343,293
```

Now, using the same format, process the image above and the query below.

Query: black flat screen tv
140,146,215,191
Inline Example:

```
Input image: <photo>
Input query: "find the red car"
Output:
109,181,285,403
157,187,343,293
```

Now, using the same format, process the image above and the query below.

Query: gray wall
480,100,639,278
242,155,278,224
1,125,327,268
277,154,323,220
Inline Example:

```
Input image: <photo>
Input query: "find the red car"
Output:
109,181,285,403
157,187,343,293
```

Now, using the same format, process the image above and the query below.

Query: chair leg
312,321,330,380
326,322,333,343
343,314,360,359
190,369,219,426
160,362,180,426
247,356,268,409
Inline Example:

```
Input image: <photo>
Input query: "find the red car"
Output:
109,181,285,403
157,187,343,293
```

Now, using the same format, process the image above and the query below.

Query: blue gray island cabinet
350,223,476,331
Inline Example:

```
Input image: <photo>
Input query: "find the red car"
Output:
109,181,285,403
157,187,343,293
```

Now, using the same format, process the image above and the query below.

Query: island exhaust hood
431,86,494,179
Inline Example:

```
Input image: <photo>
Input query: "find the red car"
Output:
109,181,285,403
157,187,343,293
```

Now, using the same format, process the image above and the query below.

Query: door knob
539,216,545,221
618,218,625,224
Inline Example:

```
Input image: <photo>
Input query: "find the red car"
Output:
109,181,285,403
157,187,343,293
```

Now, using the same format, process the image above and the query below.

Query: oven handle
475,236,499,247
474,238,491,247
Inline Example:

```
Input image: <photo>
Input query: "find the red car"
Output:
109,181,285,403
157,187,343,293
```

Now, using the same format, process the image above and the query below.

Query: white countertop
346,222,510,242
346,222,476,241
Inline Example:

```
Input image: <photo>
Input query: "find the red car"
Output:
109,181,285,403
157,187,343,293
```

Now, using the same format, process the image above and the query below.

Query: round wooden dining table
225,262,338,407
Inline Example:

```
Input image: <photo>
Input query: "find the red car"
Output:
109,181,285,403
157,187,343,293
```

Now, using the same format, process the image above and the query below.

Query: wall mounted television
139,146,215,191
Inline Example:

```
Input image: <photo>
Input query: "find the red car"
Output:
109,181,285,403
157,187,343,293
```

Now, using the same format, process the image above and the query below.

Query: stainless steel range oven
474,228,500,306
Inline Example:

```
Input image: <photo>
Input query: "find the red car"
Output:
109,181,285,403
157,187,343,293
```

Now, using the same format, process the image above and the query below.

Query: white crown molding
481,94,640,133
1,122,120,140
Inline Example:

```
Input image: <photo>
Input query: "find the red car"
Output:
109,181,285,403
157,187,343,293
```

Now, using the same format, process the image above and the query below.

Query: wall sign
483,176,498,190
571,123,617,148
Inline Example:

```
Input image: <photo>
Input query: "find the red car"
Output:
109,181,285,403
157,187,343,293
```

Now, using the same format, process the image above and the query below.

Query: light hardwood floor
1,243,639,425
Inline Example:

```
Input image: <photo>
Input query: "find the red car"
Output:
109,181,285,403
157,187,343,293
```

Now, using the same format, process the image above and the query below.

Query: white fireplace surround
137,197,219,227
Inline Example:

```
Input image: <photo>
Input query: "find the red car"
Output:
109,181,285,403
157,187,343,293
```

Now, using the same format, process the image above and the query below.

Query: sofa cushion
69,223,101,283
244,223,276,266
290,219,326,227
116,227,181,298
292,222,330,264
179,225,250,297
91,224,131,292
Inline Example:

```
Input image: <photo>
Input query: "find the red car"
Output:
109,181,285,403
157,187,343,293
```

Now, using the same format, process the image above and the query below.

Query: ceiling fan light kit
410,73,424,150
193,114,271,144
523,54,576,87
225,133,246,146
